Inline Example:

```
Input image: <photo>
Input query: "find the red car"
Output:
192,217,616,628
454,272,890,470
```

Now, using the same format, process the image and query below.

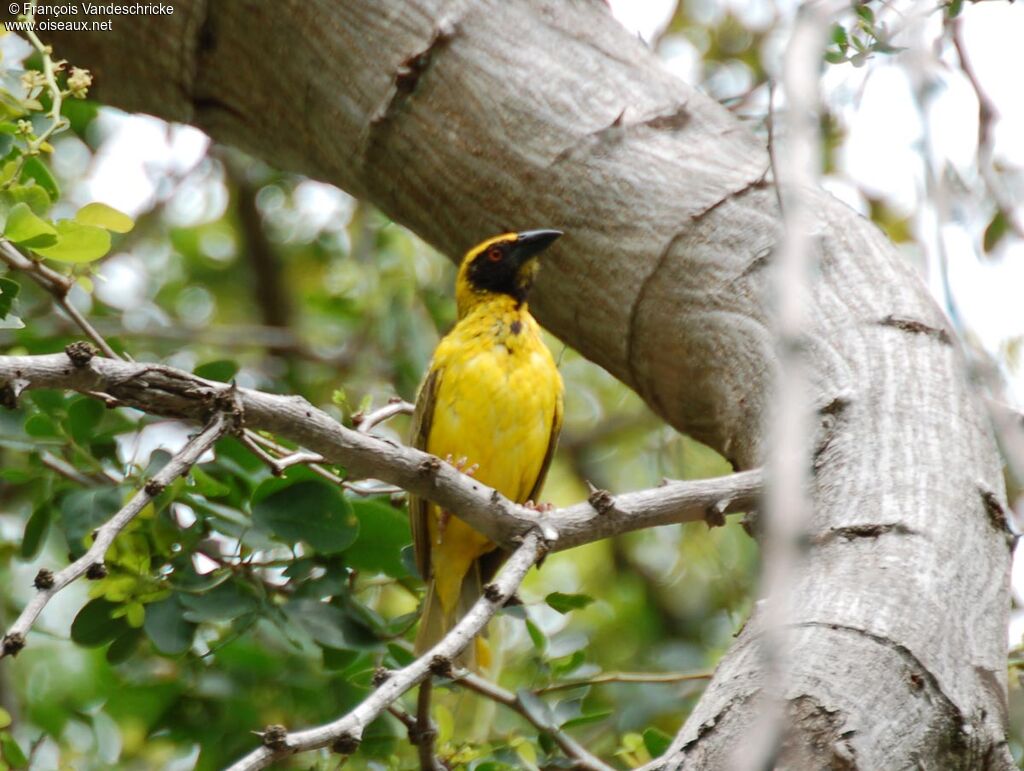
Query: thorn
418,456,442,476
85,562,107,580
429,654,453,678
587,485,615,515
331,732,361,755
260,724,288,750
372,667,393,687
483,583,503,602
2,632,25,657
33,568,55,590
705,499,729,528
65,340,97,367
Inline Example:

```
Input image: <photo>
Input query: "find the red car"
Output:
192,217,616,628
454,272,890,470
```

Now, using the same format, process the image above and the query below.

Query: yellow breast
428,302,562,503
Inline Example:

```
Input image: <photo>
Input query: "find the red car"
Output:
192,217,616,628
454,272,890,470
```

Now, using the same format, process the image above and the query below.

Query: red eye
487,247,502,262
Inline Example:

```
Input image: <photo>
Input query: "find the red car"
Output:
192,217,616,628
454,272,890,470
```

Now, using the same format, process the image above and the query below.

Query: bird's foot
444,454,479,477
523,500,554,514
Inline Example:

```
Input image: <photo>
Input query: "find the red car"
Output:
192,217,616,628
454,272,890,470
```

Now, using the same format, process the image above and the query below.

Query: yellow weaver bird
409,229,564,669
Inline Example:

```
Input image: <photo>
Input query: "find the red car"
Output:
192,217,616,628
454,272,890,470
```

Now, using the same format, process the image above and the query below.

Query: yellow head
455,229,562,317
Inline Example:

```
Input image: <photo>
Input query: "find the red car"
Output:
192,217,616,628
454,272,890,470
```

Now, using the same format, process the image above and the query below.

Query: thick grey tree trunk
25,0,1014,767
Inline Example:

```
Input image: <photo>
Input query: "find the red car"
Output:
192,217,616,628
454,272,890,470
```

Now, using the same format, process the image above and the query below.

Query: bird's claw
444,453,479,477
523,500,554,514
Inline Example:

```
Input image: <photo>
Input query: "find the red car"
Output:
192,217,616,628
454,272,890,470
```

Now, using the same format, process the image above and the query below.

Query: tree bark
23,1,1014,767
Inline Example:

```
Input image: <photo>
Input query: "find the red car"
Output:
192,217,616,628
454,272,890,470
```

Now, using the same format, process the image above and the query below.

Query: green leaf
75,202,134,233
143,595,196,655
179,581,256,622
21,157,60,201
71,598,128,647
983,210,1009,254
190,466,231,498
0,708,10,729
643,727,674,758
60,487,123,558
106,628,143,664
561,709,613,729
322,646,360,671
830,23,848,49
1,731,28,767
525,618,547,651
24,412,59,438
284,598,379,650
545,592,595,614
3,202,56,248
193,359,238,382
345,498,411,577
517,689,556,729
2,184,52,216
33,220,111,263
253,479,358,554
20,503,52,560
855,3,875,23
0,277,19,319
67,396,104,444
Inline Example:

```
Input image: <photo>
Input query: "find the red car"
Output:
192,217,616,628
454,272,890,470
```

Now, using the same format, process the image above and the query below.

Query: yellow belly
424,311,562,613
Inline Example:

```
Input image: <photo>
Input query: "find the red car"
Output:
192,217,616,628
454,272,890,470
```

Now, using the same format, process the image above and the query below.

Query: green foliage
0,24,758,771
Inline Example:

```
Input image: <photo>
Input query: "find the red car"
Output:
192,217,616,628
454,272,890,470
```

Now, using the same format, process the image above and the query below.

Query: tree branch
0,350,763,554
0,240,122,360
224,531,545,771
1,411,231,658
455,670,616,771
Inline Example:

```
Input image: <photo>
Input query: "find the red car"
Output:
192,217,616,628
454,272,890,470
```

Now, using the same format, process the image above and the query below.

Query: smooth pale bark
28,1,1014,767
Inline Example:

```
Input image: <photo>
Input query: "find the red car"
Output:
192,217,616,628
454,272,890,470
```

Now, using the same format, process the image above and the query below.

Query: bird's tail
415,559,491,671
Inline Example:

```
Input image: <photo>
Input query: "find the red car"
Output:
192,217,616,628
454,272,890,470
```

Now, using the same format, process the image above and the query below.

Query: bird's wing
408,365,442,581
525,390,564,504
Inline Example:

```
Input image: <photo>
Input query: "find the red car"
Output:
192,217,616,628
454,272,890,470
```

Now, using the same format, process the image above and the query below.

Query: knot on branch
418,456,442,477
144,478,166,496
741,510,761,540
705,499,729,529
260,724,289,750
372,667,392,687
34,568,55,589
330,732,361,756
85,562,107,580
2,632,25,657
65,340,97,367
586,483,615,515
483,582,503,603
429,654,453,678
1,380,23,409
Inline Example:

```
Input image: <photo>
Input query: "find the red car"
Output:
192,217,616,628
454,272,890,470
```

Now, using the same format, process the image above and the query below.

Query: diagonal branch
0,240,122,360
224,531,545,771
1,411,232,659
0,349,763,554
455,670,616,771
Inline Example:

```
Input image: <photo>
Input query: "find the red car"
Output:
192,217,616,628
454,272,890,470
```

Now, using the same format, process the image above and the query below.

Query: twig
224,531,544,771
537,670,713,693
949,17,1024,242
356,399,415,433
0,351,763,553
414,677,442,771
1,411,231,658
0,241,121,360
455,671,615,771
242,429,398,495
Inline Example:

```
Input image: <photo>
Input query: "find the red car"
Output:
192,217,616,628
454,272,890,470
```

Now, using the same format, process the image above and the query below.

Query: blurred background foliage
1,0,1022,768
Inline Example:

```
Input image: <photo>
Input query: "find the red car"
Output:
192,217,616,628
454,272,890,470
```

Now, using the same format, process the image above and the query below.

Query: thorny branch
224,531,545,771
1,411,232,659
455,670,616,771
0,350,763,554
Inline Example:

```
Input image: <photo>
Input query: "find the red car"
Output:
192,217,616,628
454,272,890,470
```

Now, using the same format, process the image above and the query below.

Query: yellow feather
410,233,564,668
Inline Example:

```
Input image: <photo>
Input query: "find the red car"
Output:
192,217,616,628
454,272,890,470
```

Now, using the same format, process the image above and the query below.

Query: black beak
511,229,562,264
